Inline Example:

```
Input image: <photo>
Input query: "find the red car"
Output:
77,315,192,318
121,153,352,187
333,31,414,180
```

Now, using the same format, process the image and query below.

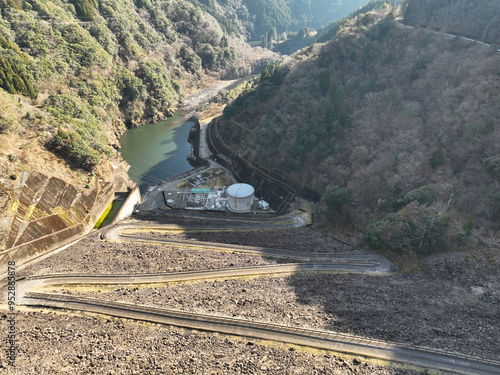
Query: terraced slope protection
15,217,500,374
20,292,500,375
0,170,114,269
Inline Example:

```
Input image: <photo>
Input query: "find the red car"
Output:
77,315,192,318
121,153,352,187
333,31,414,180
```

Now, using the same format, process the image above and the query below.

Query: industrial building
159,183,266,213
185,187,227,211
226,183,255,213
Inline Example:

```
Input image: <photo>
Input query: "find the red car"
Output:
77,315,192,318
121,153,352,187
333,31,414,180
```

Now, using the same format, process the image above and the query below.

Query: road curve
15,213,499,374
24,292,500,375
101,218,391,267
16,262,382,306
395,20,500,52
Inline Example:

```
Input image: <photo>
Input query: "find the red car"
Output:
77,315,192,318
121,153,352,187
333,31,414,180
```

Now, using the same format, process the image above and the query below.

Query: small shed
258,200,269,210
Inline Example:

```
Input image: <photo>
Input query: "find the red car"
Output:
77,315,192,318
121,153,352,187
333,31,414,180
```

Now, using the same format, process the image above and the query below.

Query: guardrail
23,262,382,284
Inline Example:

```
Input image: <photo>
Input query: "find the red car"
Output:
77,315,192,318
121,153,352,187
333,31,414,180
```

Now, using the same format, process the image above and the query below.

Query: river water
119,78,255,194
119,111,194,193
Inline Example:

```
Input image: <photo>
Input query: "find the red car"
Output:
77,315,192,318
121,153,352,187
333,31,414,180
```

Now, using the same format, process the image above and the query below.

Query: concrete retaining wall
112,184,141,224
0,179,114,270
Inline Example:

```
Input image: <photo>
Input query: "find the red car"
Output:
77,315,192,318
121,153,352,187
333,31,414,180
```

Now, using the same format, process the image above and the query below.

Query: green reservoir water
119,112,194,193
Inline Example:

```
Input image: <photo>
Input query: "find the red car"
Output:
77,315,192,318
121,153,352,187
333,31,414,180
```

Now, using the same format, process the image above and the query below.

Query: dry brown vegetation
216,4,500,251
403,0,500,46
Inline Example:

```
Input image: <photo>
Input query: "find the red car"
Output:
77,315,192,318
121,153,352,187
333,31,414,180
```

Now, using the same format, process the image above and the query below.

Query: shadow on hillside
286,263,499,360
129,211,500,360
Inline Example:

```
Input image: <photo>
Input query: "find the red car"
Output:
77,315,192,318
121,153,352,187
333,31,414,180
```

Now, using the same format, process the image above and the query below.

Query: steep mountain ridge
186,0,370,41
216,1,500,253
0,0,366,183
0,0,367,251
0,0,277,185
0,0,280,251
403,0,500,46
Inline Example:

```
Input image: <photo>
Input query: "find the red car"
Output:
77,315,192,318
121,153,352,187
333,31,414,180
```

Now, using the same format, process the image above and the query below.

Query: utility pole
442,194,454,215
481,25,489,43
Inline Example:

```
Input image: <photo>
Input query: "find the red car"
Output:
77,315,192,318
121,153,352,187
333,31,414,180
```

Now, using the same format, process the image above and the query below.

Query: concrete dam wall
0,171,114,270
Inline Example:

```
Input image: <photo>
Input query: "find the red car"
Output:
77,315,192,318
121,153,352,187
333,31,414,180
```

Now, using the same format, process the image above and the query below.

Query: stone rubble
1,213,498,373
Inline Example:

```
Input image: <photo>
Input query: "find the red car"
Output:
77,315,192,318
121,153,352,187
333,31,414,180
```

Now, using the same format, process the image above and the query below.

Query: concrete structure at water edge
226,183,255,213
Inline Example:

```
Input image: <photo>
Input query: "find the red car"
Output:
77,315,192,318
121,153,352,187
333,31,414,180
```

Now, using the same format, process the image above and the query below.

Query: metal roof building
226,183,254,213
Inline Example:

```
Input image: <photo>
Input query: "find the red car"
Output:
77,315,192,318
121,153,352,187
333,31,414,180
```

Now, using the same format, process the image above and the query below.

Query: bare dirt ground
181,80,238,113
1,212,499,374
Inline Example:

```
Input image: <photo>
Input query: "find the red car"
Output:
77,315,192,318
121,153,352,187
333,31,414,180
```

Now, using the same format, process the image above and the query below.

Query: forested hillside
242,0,369,37
0,0,377,250
0,0,279,185
216,0,500,254
187,0,369,41
403,0,500,46
0,0,369,181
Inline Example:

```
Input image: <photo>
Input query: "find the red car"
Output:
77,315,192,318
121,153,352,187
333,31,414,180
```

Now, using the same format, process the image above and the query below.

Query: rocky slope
1,212,498,373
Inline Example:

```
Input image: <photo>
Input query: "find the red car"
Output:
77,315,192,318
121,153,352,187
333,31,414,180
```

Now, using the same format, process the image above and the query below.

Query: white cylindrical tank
227,183,254,213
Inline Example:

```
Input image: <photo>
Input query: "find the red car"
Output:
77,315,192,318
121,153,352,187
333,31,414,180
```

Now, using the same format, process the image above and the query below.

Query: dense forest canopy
242,0,369,35
187,0,370,40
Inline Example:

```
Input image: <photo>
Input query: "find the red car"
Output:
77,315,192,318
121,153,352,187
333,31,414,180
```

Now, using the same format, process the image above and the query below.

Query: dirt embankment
1,213,499,374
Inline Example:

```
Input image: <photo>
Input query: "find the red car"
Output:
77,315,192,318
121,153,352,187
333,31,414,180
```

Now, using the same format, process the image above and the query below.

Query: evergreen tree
74,0,97,20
